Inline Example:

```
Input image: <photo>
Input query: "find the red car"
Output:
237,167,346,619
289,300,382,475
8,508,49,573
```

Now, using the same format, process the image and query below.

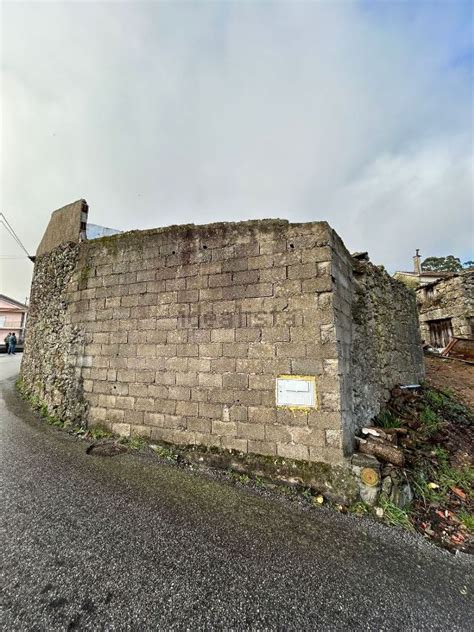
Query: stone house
416,271,474,349
20,200,424,471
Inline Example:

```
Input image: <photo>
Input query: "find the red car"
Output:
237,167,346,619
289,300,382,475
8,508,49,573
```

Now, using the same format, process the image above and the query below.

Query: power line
0,221,26,255
0,256,31,259
0,219,24,251
0,213,30,256
0,213,32,259
0,215,24,250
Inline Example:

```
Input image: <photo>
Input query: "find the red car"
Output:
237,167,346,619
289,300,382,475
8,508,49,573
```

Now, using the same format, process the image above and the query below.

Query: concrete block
211,421,237,436
237,422,265,440
277,443,309,461
186,418,212,434
223,373,248,389
112,423,131,437
248,440,276,456
248,406,276,423
222,437,248,453
199,402,223,419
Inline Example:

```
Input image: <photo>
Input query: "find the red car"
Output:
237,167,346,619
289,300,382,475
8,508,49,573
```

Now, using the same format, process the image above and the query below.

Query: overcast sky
1,0,473,303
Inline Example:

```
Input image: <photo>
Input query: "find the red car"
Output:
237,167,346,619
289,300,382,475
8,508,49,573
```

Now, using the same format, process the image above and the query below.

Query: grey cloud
1,1,472,301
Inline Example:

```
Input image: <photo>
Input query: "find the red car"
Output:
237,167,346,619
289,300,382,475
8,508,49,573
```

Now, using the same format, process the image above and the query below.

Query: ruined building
416,271,474,349
20,200,424,472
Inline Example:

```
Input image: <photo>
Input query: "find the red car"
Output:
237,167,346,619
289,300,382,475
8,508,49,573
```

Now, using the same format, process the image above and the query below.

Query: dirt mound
425,354,474,409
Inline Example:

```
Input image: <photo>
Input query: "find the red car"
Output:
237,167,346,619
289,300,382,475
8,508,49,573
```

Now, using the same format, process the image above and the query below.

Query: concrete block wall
21,202,425,469
57,219,347,465
329,231,356,455
36,199,88,257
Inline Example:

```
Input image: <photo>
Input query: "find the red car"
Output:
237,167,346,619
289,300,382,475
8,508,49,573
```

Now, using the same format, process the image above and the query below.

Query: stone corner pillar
36,199,88,257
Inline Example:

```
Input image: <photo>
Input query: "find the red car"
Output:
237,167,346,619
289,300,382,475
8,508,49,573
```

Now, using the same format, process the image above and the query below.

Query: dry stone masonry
21,200,424,472
416,271,474,347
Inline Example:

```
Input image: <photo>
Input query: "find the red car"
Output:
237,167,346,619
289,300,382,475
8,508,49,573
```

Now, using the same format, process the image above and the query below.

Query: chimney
413,249,421,275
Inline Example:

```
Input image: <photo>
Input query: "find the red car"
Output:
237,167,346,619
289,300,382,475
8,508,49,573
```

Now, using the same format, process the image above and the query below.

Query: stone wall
23,219,351,465
331,243,424,454
416,271,474,342
20,205,425,469
350,259,424,437
20,243,87,422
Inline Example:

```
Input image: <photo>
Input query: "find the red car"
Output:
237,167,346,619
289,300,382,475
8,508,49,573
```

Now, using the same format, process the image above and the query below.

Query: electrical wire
0,217,24,250
0,221,23,253
0,214,30,255
0,219,24,251
0,213,32,258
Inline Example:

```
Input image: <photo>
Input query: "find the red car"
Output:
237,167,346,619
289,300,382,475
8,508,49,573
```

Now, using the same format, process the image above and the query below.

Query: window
428,318,453,349
0,316,5,327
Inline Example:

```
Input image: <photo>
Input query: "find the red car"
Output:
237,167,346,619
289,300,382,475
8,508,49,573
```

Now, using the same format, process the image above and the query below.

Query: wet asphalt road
1,355,472,630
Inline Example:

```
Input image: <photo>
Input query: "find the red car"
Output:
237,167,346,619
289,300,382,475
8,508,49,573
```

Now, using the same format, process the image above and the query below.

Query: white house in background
0,294,28,344
393,250,452,288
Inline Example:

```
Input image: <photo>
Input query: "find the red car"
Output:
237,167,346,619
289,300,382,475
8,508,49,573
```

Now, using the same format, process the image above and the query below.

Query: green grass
375,410,403,429
459,511,474,533
120,436,148,450
150,444,178,462
425,389,445,409
348,501,371,517
16,379,69,429
419,406,441,436
432,445,449,464
378,498,414,531
302,488,313,502
424,386,473,425
412,469,443,505
411,445,472,506
45,415,64,428
89,426,113,440
232,473,250,484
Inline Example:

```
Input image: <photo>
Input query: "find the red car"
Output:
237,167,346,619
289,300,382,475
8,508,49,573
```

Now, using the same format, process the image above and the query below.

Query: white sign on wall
276,376,317,408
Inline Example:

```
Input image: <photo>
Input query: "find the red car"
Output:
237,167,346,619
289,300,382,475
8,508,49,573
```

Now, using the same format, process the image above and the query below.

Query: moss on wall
20,243,88,425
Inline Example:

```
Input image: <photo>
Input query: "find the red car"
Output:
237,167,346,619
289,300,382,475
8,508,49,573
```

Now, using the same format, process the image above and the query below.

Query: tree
421,255,462,272
463,260,474,269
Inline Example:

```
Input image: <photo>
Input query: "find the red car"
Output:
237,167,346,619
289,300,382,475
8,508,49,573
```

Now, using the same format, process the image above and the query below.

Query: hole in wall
203,245,208,250
289,243,294,249
172,250,176,255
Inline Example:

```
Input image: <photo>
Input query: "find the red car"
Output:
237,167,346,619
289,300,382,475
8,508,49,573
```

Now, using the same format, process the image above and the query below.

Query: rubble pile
353,384,473,553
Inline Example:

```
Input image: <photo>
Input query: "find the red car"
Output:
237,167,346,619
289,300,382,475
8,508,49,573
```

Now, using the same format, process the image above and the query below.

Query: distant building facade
394,250,451,289
0,294,28,344
416,271,474,349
